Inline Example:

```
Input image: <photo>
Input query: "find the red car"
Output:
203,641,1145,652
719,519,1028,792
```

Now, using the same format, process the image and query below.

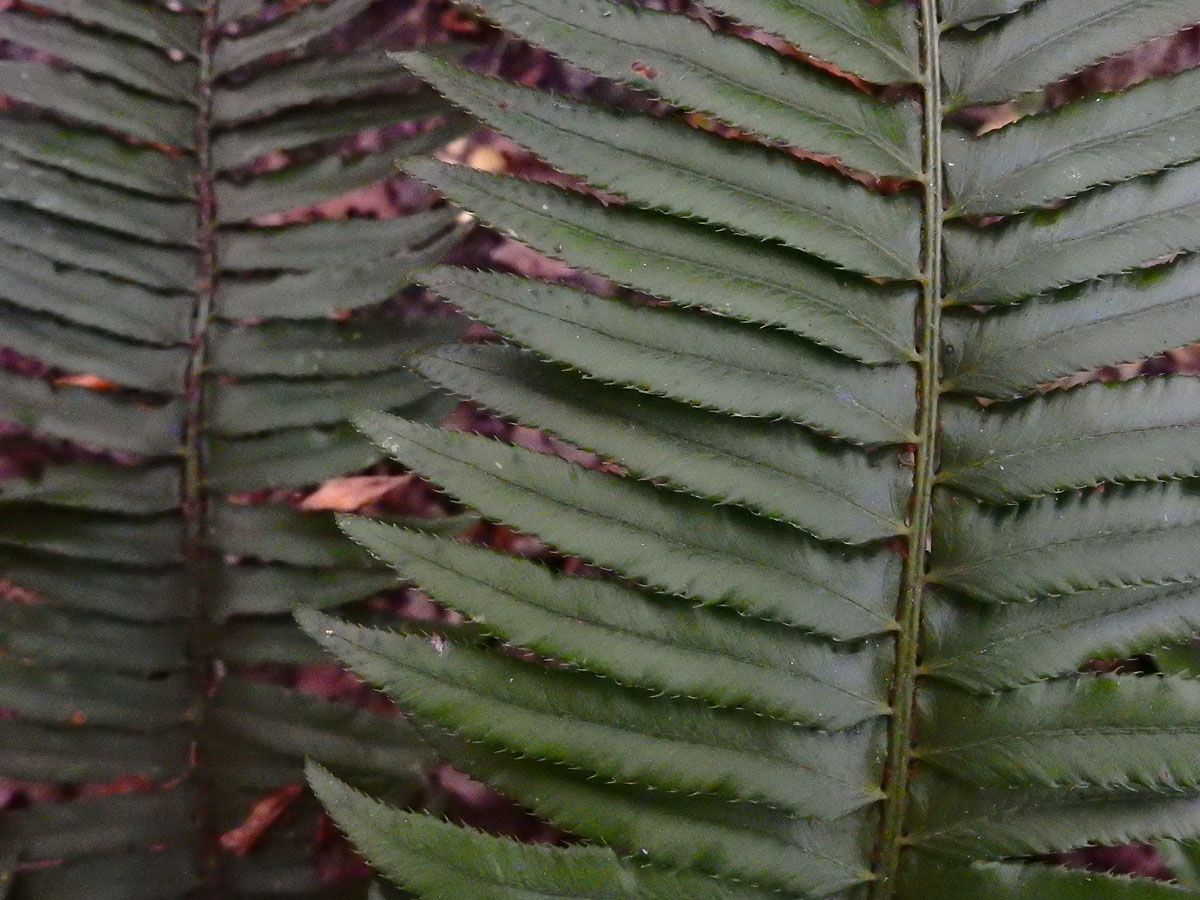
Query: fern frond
0,0,469,895
302,609,884,818
903,855,1200,899
414,344,910,541
922,583,1200,691
947,160,1200,303
5,0,1181,895
944,259,1200,396
411,721,870,894
401,51,922,273
945,66,1200,216
340,517,888,726
941,0,1200,106
939,378,1200,501
416,266,917,440
355,412,901,637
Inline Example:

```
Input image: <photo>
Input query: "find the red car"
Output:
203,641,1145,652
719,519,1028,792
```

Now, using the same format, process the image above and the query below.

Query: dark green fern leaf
0,0,469,896
297,0,1200,898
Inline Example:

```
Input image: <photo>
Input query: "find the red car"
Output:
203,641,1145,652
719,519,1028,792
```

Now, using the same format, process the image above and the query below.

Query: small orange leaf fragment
53,373,119,391
300,475,413,512
219,784,304,856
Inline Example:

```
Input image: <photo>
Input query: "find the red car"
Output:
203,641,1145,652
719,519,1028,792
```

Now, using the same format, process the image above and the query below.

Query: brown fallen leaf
219,784,304,856
300,475,413,512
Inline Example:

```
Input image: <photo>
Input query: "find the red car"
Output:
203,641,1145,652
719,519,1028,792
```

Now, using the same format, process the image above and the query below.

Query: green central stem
185,5,218,518
185,0,223,894
871,1,943,895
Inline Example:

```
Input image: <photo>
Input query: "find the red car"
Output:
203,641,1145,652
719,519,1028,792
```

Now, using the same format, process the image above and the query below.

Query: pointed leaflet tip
387,49,427,73
293,607,342,647
336,512,395,556
350,408,397,444
399,155,454,190
303,759,345,808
